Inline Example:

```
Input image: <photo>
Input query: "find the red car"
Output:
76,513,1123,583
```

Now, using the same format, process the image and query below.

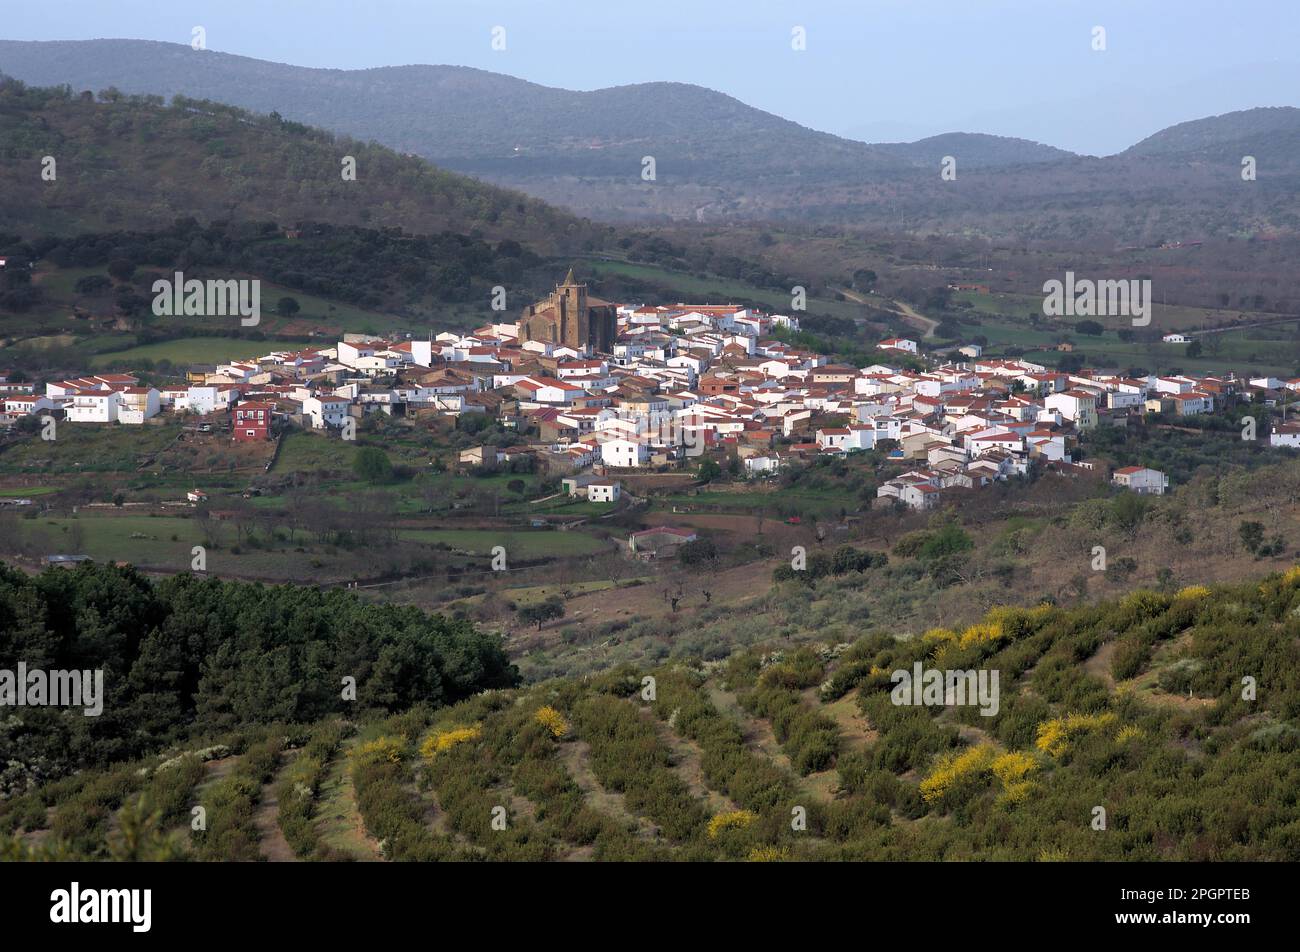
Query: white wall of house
304,397,350,429
588,482,621,503
601,438,649,468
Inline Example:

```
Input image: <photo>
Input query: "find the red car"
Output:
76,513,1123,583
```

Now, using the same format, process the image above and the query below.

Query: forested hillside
0,79,605,251
4,560,1298,861
0,563,518,798
5,41,1300,241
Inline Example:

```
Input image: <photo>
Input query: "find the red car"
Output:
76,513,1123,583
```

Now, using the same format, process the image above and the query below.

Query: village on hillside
4,269,1299,515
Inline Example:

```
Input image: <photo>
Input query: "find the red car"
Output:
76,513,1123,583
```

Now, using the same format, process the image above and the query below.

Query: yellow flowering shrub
1035,712,1117,757
351,736,405,765
707,810,758,839
534,705,569,739
420,724,482,759
922,627,958,646
1116,725,1145,744
986,603,1053,631
990,750,1038,786
748,846,789,862
958,621,1005,650
920,744,997,803
1119,589,1168,619
923,745,1042,806
926,618,1008,664
1175,585,1211,601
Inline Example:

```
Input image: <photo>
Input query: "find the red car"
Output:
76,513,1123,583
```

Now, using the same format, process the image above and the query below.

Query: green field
953,292,1300,376
397,527,611,558
92,336,310,368
0,485,60,497
657,485,859,518
38,515,200,563
583,257,870,324
0,422,183,474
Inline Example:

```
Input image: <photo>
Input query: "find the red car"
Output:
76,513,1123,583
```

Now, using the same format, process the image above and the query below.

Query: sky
3,0,1298,154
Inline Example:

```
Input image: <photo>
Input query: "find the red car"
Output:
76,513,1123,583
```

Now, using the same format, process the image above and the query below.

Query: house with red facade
232,401,273,442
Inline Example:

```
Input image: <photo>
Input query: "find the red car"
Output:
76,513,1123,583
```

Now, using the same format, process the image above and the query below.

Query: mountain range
2,39,1299,241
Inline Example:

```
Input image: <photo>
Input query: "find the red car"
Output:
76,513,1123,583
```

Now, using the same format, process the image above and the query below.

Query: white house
1044,390,1098,429
1112,466,1168,495
877,338,919,354
1161,333,1191,344
2,394,54,418
64,390,122,423
601,437,650,468
517,376,584,405
1170,391,1214,416
116,387,161,424
1270,422,1300,448
587,481,622,503
304,395,351,429
178,385,232,416
744,454,783,475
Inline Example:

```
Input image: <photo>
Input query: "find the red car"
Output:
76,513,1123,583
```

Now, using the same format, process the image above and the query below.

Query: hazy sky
4,0,1298,154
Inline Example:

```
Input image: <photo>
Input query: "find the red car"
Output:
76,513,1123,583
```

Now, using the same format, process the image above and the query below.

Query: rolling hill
2,558,1298,861
1124,106,1300,159
0,39,913,184
0,76,604,252
873,132,1074,169
4,39,1299,241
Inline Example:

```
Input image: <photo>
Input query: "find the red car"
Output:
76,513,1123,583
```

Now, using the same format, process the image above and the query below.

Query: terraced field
6,572,1300,862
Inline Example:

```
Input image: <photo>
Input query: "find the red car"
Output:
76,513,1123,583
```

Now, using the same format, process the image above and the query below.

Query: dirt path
813,691,879,753
557,739,656,837
1082,641,1118,689
253,748,300,862
708,685,796,774
640,707,737,814
834,287,939,340
556,558,774,632
889,298,940,339
314,755,384,861
411,782,452,838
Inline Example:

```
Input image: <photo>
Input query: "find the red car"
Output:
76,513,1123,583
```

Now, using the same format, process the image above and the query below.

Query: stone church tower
517,268,617,353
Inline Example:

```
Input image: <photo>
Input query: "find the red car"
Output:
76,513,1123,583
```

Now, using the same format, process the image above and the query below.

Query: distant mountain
0,39,910,185
2,39,1299,242
1123,106,1300,160
873,132,1075,169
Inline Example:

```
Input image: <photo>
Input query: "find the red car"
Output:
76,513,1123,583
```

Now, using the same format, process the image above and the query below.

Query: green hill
3,558,1298,861
4,40,1300,242
0,79,604,252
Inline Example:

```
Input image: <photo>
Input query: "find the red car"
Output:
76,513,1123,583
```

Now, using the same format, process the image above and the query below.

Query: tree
697,458,722,483
276,296,301,317
519,597,564,631
677,537,719,568
663,577,686,613
353,446,393,484
1075,320,1104,336
107,259,136,283
1112,492,1148,535
1186,340,1203,358
74,274,112,295
852,269,878,291
1239,520,1265,555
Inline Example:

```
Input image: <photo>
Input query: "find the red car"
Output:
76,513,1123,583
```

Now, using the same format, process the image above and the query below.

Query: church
517,269,617,354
